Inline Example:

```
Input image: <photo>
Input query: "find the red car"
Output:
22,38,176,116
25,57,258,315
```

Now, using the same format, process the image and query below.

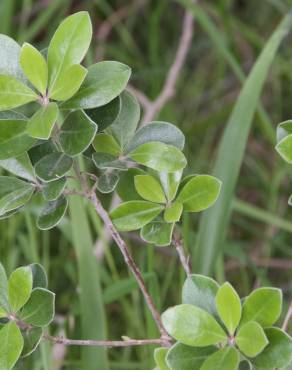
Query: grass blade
193,13,292,274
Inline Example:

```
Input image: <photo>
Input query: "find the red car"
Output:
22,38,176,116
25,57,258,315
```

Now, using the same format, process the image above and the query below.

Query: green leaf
252,328,292,369
177,175,222,212
29,263,48,289
59,110,97,156
0,34,26,81
154,347,170,370
0,176,34,216
107,91,140,150
21,288,55,327
49,64,87,101
276,119,292,143
276,134,292,163
86,96,121,131
0,263,9,317
194,12,292,275
92,153,127,170
20,42,48,95
140,221,174,246
159,170,183,202
0,119,36,159
0,75,38,111
240,287,282,327
28,140,57,165
35,152,73,182
62,61,131,110
0,322,23,370
236,321,268,358
116,168,145,201
0,153,35,182
239,360,252,370
134,175,166,203
27,102,58,139
215,282,241,335
93,134,121,156
97,171,119,194
200,347,240,370
48,11,92,92
166,343,216,370
42,177,67,201
8,266,32,312
126,121,185,153
37,196,68,230
164,202,183,223
162,304,227,347
111,201,164,231
21,327,43,357
182,274,219,316
129,142,187,172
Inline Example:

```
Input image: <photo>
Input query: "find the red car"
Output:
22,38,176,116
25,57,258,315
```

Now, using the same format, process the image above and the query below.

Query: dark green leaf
0,119,36,160
42,177,67,201
0,322,23,370
252,328,292,369
117,168,145,201
111,201,164,231
92,153,127,170
62,61,131,110
177,175,222,212
166,342,216,370
37,196,68,230
0,75,38,111
21,327,43,357
27,102,58,139
86,96,121,131
35,152,73,182
0,153,35,182
162,304,227,347
182,274,219,316
59,110,97,156
129,142,187,172
140,221,174,246
21,288,55,327
28,140,57,165
97,171,119,193
126,121,185,153
29,263,48,289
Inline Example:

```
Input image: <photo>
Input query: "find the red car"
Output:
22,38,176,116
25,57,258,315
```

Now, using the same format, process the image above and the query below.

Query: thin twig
172,231,191,276
45,334,165,347
282,302,292,332
140,7,195,124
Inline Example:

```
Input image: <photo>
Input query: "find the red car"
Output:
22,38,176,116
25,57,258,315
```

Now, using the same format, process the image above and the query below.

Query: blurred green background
0,0,292,369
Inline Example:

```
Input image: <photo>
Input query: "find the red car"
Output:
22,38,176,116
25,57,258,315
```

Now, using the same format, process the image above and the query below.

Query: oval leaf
134,175,166,203
20,43,48,95
154,347,170,370
8,266,32,312
240,287,282,327
97,170,120,194
29,263,48,289
35,152,73,182
235,321,268,358
0,322,24,370
21,327,43,358
93,133,121,156
59,110,97,156
27,102,58,140
200,347,240,370
177,175,222,212
276,133,292,163
166,343,216,370
37,196,68,230
140,221,174,247
162,304,227,347
62,61,131,110
0,153,35,182
111,201,164,231
42,177,67,201
0,75,38,111
21,288,55,327
216,282,241,335
92,153,127,171
129,142,187,172
164,202,183,223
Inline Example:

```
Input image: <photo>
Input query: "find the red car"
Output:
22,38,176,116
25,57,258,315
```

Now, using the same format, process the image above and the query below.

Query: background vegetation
0,0,291,369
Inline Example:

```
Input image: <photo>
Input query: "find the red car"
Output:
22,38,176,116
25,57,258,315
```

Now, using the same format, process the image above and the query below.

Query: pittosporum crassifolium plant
154,275,292,370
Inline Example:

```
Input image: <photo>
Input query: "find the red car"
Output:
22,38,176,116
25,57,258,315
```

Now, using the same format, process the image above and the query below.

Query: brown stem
89,191,170,343
45,334,165,347
172,231,191,276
